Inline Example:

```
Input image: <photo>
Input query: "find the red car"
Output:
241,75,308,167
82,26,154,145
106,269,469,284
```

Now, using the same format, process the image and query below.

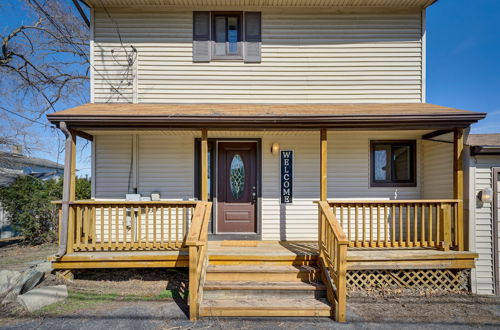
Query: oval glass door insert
230,154,245,199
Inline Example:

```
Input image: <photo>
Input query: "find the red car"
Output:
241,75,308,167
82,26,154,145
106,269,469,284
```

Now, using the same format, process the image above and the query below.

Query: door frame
195,138,262,240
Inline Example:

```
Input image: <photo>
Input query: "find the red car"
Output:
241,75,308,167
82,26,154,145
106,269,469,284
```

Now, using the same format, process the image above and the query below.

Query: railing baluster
414,203,418,247
153,206,157,249
115,205,119,249
160,206,165,249
347,204,351,245
384,204,389,247
406,204,410,247
436,203,441,245
429,204,434,247
377,204,381,246
100,206,104,251
108,206,112,250
354,204,359,247
168,206,172,248
122,206,127,250
75,205,82,251
362,204,366,247
369,204,373,247
391,205,396,247
421,204,426,247
399,204,403,246
176,206,180,248
145,206,149,249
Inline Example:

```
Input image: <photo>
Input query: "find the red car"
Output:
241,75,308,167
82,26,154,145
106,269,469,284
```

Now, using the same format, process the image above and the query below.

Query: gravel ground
2,295,499,330
1,243,499,329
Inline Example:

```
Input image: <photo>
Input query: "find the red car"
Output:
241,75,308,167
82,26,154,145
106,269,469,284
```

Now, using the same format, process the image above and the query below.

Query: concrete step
200,297,331,317
203,280,327,299
206,265,320,282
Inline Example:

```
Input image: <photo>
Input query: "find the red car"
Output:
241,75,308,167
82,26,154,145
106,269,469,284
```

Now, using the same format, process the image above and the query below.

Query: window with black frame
370,140,416,187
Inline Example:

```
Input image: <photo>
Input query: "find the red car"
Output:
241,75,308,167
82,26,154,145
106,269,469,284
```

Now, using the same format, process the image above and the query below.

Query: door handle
252,192,257,203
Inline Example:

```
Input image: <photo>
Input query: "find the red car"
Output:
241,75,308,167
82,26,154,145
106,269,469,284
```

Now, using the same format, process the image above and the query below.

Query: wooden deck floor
50,241,477,270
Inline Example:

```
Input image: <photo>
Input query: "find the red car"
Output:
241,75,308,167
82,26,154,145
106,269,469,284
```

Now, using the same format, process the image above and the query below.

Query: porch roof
47,103,486,130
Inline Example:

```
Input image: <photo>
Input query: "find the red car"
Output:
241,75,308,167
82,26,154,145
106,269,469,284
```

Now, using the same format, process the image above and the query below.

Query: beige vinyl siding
93,130,429,241
94,135,134,198
329,131,423,200
422,140,453,199
471,156,500,295
93,8,423,103
137,134,194,200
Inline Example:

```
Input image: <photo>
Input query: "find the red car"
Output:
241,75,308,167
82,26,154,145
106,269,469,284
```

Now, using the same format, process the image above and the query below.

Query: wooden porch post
320,128,328,201
454,128,464,250
201,129,208,201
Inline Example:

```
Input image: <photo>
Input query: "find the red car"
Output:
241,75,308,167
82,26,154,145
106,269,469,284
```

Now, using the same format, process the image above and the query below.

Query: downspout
56,122,73,258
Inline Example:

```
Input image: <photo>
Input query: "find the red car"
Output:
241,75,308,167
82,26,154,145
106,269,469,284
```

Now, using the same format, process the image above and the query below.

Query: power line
0,106,53,128
29,0,131,101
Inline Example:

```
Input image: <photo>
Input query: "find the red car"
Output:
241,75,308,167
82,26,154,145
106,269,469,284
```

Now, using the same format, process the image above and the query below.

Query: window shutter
244,12,261,63
193,11,210,62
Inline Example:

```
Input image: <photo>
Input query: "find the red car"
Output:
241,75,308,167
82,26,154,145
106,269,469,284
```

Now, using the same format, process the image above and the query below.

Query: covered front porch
47,102,485,321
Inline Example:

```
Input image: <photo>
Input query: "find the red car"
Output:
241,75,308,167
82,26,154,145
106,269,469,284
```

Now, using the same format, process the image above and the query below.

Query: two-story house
48,0,486,321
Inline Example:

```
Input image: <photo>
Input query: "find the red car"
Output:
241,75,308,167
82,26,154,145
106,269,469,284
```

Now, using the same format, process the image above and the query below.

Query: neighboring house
467,134,500,295
47,0,487,321
0,147,64,238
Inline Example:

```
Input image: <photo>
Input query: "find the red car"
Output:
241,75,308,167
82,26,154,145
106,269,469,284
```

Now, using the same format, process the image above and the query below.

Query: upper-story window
370,140,416,187
213,13,242,59
193,11,261,63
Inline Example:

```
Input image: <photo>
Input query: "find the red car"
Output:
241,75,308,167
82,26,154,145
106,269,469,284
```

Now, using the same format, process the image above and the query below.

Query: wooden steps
200,264,332,318
206,264,320,282
200,298,331,317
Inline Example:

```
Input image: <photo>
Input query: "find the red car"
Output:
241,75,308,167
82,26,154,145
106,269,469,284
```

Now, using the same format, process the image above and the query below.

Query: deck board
50,241,477,270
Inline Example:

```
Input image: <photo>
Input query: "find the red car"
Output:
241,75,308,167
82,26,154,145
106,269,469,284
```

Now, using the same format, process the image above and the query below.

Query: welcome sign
280,150,293,203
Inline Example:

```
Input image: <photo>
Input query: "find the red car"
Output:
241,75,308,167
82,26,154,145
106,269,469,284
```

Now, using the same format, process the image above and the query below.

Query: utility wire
29,0,131,102
0,106,53,128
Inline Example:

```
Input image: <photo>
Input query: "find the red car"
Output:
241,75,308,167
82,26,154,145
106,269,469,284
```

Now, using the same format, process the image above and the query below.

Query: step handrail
185,201,212,320
317,200,348,322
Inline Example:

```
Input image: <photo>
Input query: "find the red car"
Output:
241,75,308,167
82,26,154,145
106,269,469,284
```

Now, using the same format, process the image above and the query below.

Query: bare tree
0,0,89,155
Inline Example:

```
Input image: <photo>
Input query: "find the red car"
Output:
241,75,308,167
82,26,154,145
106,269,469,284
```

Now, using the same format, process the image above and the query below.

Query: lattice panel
347,269,470,292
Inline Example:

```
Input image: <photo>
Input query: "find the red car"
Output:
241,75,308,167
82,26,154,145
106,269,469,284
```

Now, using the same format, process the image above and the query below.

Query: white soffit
83,0,437,9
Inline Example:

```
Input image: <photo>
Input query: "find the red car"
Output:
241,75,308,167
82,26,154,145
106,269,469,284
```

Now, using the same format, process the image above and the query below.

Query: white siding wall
94,130,429,241
422,140,453,199
93,7,423,103
470,156,500,295
137,134,194,200
94,135,134,199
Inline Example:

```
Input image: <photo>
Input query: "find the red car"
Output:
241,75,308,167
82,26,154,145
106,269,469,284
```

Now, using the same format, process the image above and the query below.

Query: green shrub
0,176,91,244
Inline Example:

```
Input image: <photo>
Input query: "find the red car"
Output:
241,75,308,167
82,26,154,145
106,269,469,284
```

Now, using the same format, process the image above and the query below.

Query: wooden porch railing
317,201,348,322
328,200,462,251
185,201,212,321
56,201,199,252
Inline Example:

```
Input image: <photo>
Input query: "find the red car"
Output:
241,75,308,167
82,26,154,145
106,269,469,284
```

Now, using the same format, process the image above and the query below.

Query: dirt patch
67,268,188,297
348,291,500,325
0,241,57,271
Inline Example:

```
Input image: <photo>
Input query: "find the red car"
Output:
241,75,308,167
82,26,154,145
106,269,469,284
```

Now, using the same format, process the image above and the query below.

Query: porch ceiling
46,103,486,130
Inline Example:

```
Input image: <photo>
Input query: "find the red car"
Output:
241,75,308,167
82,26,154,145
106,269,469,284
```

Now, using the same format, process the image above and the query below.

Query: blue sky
426,0,500,133
1,0,499,177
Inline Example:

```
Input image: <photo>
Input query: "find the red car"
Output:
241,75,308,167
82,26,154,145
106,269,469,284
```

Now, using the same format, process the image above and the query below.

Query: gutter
470,146,500,156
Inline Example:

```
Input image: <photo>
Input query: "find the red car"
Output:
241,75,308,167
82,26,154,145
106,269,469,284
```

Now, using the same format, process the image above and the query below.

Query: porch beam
453,128,464,250
201,129,208,201
320,128,328,201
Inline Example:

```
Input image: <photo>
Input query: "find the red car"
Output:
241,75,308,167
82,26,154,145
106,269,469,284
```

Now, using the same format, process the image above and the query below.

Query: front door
217,142,257,233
